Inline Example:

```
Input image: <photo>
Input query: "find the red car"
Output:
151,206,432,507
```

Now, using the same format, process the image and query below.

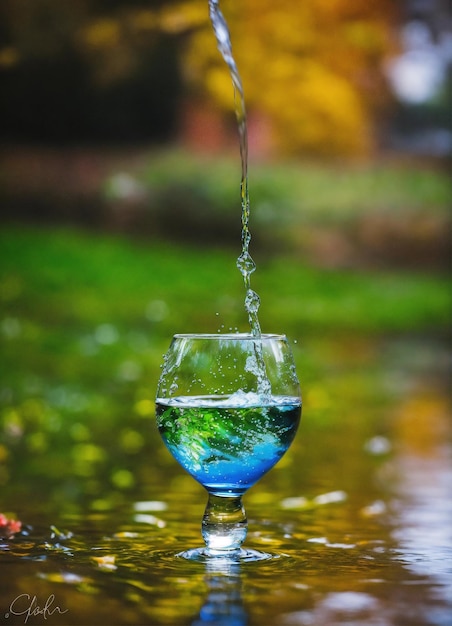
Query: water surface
1,335,450,626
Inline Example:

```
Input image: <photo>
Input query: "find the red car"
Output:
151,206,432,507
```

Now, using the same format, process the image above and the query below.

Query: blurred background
0,0,450,246
0,0,451,522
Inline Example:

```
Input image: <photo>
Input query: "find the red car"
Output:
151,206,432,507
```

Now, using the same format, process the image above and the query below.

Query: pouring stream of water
208,0,262,338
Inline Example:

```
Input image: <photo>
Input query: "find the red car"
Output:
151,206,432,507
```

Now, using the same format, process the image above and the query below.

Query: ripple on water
2,485,451,626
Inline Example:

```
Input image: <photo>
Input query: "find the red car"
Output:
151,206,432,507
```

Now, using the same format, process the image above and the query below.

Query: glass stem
202,494,248,555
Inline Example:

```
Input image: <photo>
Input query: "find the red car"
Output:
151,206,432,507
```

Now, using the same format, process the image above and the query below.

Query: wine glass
155,333,301,561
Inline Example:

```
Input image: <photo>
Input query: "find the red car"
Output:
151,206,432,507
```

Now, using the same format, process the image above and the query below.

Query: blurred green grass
0,224,449,411
2,147,449,268
135,150,450,225
1,225,449,336
102,151,451,270
0,224,450,512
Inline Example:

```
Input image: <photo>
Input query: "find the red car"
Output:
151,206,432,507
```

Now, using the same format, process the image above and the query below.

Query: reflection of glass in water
191,559,247,626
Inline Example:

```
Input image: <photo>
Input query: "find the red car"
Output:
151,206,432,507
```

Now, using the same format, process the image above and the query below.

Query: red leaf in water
0,513,22,539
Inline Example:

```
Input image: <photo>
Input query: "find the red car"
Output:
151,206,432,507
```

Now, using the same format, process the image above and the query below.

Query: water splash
208,0,262,337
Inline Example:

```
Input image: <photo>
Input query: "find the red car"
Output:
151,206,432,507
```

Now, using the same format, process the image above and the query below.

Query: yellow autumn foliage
80,18,121,49
268,63,371,156
178,0,397,157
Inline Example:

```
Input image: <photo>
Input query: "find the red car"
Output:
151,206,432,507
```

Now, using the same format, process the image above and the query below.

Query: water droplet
245,289,260,313
237,252,256,276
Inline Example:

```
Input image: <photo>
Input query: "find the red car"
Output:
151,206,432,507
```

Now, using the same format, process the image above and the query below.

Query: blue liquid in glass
156,395,301,496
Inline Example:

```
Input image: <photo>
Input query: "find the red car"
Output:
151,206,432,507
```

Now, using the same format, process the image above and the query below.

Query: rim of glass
172,333,287,340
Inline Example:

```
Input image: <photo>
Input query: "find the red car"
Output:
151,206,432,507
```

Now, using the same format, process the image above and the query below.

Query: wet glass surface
1,335,451,626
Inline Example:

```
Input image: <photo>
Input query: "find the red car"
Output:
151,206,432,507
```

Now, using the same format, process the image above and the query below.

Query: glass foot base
176,547,277,563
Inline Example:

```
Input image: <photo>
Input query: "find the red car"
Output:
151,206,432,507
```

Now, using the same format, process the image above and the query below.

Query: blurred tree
179,0,399,157
0,0,183,143
0,0,398,154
